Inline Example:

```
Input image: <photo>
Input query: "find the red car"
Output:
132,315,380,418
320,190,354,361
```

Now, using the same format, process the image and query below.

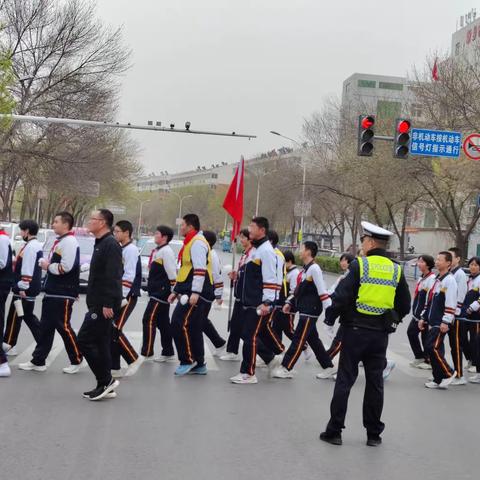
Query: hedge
294,254,341,274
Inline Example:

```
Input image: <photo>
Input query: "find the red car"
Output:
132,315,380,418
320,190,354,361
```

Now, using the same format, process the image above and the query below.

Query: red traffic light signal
358,115,376,157
393,118,412,159
361,116,375,130
397,120,411,134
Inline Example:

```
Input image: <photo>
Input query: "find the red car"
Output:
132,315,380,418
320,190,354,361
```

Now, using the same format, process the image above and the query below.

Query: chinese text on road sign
410,128,462,158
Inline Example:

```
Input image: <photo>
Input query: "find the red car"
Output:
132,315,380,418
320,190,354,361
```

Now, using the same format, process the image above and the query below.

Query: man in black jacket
78,209,123,401
320,222,411,447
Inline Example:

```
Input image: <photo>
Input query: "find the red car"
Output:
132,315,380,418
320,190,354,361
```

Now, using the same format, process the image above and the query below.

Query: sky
94,0,476,175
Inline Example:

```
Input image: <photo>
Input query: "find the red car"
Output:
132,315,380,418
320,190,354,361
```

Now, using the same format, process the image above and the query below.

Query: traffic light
357,115,375,156
393,118,412,159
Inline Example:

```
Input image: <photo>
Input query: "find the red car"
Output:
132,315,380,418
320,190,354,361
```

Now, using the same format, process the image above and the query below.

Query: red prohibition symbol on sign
463,133,480,160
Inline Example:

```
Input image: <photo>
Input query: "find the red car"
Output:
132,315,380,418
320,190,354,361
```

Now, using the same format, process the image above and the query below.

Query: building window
378,81,404,91
423,208,436,228
211,173,218,179
358,79,376,88
455,42,460,56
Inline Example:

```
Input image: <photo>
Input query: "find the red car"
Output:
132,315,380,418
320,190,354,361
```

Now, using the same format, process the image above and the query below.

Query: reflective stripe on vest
356,255,401,316
176,235,213,284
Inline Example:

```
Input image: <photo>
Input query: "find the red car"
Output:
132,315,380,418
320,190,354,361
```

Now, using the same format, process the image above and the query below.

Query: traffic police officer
320,222,411,447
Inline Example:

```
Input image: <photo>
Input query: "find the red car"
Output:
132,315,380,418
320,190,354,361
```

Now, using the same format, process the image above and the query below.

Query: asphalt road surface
1,253,479,480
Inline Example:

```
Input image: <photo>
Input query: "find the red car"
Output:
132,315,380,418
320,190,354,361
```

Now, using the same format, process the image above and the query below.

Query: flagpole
227,234,237,330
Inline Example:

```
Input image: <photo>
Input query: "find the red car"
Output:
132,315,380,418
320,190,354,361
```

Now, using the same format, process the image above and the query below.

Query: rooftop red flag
223,156,244,241
432,58,439,81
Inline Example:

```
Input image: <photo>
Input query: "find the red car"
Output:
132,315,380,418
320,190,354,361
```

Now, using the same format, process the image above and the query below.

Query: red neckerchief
49,231,74,260
414,271,434,298
178,230,198,263
238,246,252,269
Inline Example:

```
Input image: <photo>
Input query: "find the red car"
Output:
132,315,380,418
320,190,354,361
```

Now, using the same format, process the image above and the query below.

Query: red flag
432,58,439,81
223,156,244,241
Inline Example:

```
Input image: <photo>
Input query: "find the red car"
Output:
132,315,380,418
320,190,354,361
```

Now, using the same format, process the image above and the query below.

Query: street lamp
169,192,193,237
137,199,151,239
270,131,307,240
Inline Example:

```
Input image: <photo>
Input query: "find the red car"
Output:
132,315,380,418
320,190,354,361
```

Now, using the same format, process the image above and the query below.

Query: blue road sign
410,128,462,158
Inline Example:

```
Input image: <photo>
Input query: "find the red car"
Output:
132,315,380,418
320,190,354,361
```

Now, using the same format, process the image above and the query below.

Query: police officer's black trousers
281,314,333,371
171,298,210,366
32,297,82,366
407,318,428,360
226,300,243,354
327,325,345,359
240,307,284,375
447,319,463,377
111,296,139,370
141,298,174,357
425,327,455,384
272,309,295,343
0,289,9,364
326,327,388,437
3,297,40,347
78,310,113,387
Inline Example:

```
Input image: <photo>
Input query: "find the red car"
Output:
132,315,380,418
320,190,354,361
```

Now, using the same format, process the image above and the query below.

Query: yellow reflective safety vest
356,255,401,315
274,247,288,300
177,235,213,285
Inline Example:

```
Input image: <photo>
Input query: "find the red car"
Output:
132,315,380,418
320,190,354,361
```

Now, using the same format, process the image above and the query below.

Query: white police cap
361,221,393,241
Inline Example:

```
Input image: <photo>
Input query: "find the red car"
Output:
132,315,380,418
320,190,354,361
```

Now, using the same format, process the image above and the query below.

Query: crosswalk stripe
10,342,37,366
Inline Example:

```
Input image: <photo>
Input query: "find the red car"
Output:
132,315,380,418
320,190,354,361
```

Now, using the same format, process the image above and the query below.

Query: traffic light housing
393,118,411,159
357,115,375,156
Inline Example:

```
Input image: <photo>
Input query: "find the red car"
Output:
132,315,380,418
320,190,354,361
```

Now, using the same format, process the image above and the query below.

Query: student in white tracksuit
202,230,226,353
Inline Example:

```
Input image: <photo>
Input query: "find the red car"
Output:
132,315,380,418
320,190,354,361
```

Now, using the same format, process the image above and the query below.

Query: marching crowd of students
0,209,479,402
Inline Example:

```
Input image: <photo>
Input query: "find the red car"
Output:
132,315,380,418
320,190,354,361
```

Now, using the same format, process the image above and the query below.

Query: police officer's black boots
366,435,382,447
319,431,342,446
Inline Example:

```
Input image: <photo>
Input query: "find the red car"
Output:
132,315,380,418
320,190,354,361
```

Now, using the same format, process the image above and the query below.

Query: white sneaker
469,374,480,384
142,355,154,362
466,360,472,369
417,362,432,370
256,356,267,368
424,381,439,389
267,356,282,378
5,345,18,356
18,361,46,372
230,373,258,384
62,359,87,374
111,369,123,378
124,356,145,377
383,360,396,380
409,359,424,368
154,355,176,363
316,367,338,379
332,373,337,381
105,392,117,399
439,372,457,390
272,366,293,379
450,376,467,386
213,345,227,357
219,352,240,361
468,365,477,373
303,346,314,361
0,362,11,377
